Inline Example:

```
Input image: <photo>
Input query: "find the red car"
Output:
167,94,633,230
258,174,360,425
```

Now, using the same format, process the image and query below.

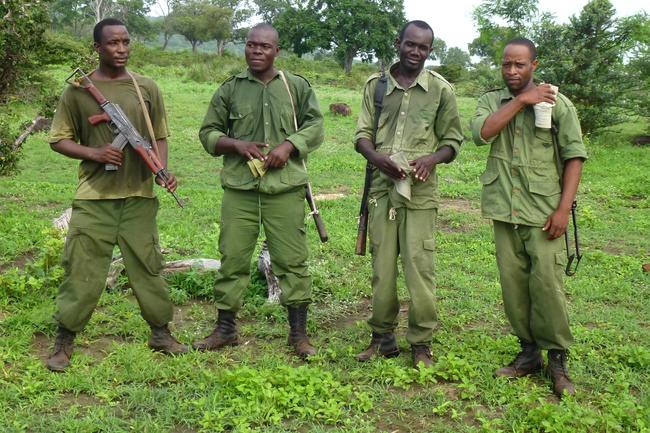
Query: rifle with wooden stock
65,68,183,208
355,69,387,255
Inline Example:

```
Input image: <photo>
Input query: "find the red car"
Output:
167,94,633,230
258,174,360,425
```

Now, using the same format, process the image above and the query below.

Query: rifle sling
127,71,161,160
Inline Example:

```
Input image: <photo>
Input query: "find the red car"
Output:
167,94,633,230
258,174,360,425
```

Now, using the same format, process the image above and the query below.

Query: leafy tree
429,38,447,62
320,0,405,74
170,0,233,52
442,47,471,67
212,0,254,53
534,0,636,132
273,1,323,57
469,0,538,65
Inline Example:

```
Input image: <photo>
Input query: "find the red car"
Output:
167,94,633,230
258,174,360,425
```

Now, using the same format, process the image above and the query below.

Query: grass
0,55,649,433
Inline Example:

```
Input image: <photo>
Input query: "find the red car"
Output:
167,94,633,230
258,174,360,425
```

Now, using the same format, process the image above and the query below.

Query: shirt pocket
279,108,296,136
479,163,502,217
531,127,555,164
229,105,254,139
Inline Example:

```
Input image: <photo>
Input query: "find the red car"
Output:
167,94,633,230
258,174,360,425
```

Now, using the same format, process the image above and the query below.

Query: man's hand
233,140,268,161
155,171,177,192
264,141,294,169
370,153,406,180
517,83,557,106
409,154,438,182
543,207,570,240
90,143,123,166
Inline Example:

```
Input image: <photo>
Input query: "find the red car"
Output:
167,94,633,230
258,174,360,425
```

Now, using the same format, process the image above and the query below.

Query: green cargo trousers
367,194,438,345
55,198,173,332
493,220,573,350
213,187,311,312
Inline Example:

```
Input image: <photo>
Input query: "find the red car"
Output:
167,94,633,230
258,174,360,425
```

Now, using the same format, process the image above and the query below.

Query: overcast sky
405,0,647,51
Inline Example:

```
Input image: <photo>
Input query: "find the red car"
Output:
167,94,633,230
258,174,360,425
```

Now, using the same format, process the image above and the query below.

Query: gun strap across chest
127,71,160,159
372,71,388,144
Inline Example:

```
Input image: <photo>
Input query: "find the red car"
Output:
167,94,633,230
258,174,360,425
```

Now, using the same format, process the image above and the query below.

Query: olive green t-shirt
354,64,464,209
49,72,169,200
471,88,588,226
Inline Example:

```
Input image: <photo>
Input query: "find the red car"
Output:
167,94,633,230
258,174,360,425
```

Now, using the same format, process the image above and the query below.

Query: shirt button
400,111,405,115
512,210,518,216
515,128,522,135
265,122,269,125
264,103,268,106
404,92,408,96
397,131,401,135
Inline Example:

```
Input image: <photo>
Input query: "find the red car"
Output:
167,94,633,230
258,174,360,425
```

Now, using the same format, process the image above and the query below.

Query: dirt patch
59,392,103,407
440,198,481,214
32,332,127,364
0,250,36,272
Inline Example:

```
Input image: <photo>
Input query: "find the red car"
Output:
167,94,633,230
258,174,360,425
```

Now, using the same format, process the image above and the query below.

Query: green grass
0,57,649,433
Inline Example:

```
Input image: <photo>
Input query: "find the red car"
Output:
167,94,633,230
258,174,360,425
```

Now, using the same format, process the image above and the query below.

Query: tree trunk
162,33,170,51
192,41,198,52
344,49,354,75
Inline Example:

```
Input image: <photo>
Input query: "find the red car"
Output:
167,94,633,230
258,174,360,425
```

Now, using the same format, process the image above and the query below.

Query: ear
93,41,101,53
531,58,539,72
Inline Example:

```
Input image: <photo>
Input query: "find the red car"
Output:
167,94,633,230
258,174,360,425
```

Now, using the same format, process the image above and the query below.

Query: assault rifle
355,69,387,255
65,68,183,208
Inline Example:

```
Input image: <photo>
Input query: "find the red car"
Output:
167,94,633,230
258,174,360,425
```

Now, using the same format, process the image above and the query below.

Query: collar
236,68,281,83
386,62,429,95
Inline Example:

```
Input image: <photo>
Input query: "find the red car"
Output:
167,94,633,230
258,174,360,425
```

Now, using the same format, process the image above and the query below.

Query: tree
49,0,155,39
469,0,538,65
534,0,636,132
429,38,447,62
273,1,323,57
212,0,254,54
170,0,233,52
320,0,405,74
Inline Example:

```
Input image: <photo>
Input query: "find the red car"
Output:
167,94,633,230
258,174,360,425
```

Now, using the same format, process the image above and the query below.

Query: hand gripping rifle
355,68,387,255
65,68,183,208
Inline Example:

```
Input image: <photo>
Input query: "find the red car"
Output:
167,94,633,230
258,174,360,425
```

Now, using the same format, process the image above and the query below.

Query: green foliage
169,0,233,53
0,0,50,101
0,117,20,176
0,229,64,308
37,31,96,72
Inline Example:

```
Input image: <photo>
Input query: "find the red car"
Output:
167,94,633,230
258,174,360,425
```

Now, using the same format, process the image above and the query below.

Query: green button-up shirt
354,64,464,209
199,69,324,194
471,88,588,226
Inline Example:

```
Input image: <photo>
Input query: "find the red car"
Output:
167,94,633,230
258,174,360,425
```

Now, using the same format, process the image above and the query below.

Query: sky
404,0,647,51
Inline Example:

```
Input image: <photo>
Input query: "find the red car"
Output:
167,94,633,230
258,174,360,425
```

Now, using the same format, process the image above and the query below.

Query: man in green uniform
354,21,463,368
195,23,324,358
470,38,587,397
46,18,187,372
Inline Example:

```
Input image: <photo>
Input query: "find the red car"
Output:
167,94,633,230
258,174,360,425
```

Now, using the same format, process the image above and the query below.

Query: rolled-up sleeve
353,79,376,145
434,85,464,161
471,94,496,146
199,85,230,156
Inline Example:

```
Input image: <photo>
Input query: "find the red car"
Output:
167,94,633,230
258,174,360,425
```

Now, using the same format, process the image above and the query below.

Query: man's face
245,28,279,74
501,44,537,93
95,25,130,69
396,24,433,73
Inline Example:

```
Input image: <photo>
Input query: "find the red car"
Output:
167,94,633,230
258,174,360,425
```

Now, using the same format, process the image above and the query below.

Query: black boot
355,332,400,362
287,304,317,358
148,324,189,355
547,349,576,398
494,339,543,377
46,327,76,372
192,310,239,351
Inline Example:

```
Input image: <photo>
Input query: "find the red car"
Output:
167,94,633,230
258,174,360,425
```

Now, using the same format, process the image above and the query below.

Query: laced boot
192,310,239,351
148,324,189,355
46,327,76,372
494,339,543,378
287,304,317,358
547,349,576,398
411,345,433,369
355,332,400,362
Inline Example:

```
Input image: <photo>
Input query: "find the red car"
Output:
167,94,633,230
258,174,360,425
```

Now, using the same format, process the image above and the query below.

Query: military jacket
49,73,169,200
471,87,588,226
355,63,464,209
199,69,324,194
